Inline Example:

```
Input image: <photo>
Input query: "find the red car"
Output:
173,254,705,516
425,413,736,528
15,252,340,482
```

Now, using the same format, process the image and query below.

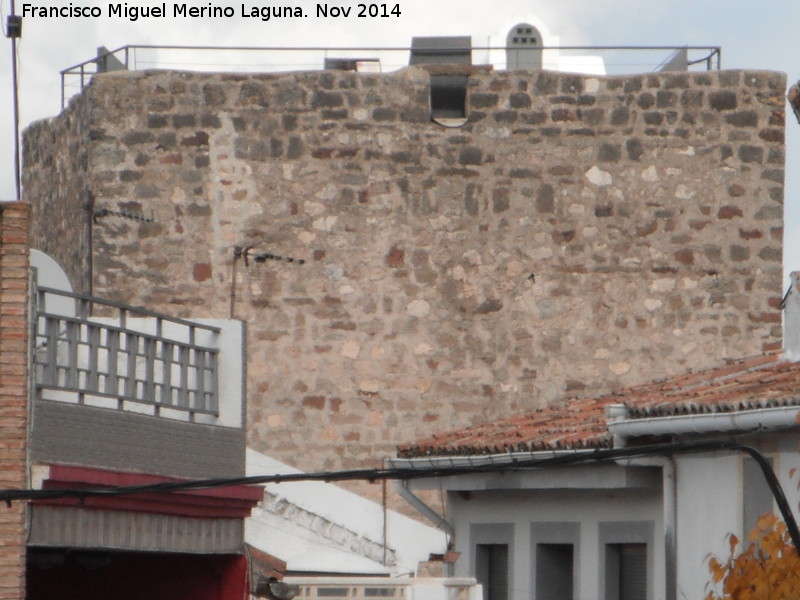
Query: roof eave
608,405,800,442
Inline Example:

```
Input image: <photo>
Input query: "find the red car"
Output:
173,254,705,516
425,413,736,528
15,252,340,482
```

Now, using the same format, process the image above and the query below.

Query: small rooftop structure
409,36,472,66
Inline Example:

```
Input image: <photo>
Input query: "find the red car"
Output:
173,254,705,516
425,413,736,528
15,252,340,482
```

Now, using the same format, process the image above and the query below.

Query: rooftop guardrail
60,44,722,109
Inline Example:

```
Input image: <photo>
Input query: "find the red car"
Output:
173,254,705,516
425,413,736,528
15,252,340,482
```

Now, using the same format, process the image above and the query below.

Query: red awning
34,464,263,519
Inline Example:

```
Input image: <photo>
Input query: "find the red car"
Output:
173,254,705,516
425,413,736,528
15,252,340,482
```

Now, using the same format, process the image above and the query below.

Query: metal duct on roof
409,36,472,65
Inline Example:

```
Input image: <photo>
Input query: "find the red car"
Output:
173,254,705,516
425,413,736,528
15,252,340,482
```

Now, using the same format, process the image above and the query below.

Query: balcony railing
284,577,482,600
32,284,220,420
60,44,722,109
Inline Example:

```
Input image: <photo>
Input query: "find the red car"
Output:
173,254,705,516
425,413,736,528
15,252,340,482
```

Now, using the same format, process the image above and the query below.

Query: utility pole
6,0,22,200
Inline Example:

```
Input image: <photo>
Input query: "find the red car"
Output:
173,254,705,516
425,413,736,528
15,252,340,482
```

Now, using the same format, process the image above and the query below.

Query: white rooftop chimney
784,272,800,361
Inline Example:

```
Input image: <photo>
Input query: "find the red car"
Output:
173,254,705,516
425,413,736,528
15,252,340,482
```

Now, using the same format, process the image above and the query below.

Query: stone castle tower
24,65,786,491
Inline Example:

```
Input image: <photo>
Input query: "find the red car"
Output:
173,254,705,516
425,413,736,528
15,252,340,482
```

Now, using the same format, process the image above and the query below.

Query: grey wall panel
29,506,244,553
31,400,245,479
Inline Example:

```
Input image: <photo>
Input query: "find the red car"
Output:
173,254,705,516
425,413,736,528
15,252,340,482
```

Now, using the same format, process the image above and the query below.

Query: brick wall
23,68,786,485
0,202,29,599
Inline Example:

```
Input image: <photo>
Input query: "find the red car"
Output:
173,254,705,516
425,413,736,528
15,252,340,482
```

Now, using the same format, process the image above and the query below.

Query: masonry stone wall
0,202,29,599
24,104,93,293
24,67,786,480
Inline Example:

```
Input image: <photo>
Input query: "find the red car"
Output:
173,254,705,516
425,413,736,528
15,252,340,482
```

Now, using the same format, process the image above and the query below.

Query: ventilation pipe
784,271,800,362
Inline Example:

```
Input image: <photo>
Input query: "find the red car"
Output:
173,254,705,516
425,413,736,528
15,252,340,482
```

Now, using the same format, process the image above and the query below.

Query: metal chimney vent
658,48,689,72
409,36,472,65
506,23,543,69
96,46,127,73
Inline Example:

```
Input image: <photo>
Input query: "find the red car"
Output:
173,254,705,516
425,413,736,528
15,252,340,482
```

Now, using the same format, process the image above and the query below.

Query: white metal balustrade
286,578,481,600
32,285,220,419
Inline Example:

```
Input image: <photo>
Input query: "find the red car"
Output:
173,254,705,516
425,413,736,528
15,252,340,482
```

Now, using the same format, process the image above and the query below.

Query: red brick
718,205,744,219
192,262,212,282
674,249,694,265
0,279,27,291
0,340,25,353
302,396,325,410
748,312,781,323
0,255,26,268
0,355,26,367
0,233,26,244
0,330,26,341
385,245,405,268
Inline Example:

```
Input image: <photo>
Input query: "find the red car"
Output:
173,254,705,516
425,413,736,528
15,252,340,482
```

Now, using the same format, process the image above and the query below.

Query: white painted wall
434,438,800,600
485,14,606,74
785,272,800,361
448,487,664,600
246,450,448,576
674,453,740,600
30,248,75,316
685,438,800,600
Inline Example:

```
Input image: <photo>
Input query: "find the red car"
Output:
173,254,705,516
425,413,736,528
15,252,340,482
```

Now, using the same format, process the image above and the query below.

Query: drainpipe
395,478,455,576
395,479,454,539
608,405,676,600
662,457,677,600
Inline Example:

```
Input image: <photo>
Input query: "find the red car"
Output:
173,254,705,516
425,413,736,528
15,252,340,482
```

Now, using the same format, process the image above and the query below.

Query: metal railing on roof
60,44,721,109
32,284,220,419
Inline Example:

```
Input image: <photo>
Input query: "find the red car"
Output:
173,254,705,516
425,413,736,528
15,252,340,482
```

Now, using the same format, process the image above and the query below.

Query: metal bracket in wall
239,246,305,266
90,208,154,224
252,252,305,265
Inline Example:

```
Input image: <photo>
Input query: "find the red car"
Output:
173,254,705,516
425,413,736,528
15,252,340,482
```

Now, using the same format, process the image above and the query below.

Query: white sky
1,0,798,283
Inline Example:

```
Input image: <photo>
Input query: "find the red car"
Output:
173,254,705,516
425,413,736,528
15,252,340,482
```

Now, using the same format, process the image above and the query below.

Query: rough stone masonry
23,66,786,482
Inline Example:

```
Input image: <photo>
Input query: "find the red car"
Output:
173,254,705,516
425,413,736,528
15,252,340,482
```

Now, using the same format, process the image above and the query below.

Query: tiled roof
398,354,800,458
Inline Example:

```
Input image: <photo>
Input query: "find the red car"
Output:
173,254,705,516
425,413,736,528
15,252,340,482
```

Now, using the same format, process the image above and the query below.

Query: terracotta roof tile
398,353,800,458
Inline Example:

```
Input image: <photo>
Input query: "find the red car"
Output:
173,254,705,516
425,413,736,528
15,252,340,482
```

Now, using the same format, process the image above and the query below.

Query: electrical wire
22,440,800,577
4,437,798,550
0,440,776,496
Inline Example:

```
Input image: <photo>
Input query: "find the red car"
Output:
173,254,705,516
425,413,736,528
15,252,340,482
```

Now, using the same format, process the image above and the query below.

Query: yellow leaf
757,513,775,531
730,533,739,554
705,515,800,600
